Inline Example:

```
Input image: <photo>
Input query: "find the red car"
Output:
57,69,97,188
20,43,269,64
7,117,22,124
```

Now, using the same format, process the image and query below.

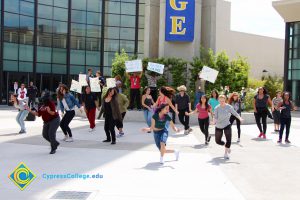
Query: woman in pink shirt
188,95,211,145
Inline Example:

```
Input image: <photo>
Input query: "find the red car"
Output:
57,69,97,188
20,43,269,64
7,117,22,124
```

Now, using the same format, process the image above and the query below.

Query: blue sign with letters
165,0,195,42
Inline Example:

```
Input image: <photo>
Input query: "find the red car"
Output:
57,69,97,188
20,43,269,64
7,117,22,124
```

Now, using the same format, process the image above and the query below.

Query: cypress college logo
8,162,36,191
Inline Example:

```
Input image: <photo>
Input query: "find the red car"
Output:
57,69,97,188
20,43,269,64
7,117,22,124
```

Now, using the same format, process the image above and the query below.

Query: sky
228,0,285,39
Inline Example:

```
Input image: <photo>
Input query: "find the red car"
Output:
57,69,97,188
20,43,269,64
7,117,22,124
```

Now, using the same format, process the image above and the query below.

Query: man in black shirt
27,81,38,108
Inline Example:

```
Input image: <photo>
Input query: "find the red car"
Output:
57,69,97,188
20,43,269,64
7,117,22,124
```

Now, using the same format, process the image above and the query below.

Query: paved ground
0,108,300,200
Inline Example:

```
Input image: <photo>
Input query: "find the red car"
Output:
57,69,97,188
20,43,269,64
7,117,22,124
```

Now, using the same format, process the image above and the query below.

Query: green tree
264,75,283,98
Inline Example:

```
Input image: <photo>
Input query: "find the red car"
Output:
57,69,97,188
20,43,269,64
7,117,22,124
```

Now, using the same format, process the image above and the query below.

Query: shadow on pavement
0,133,20,137
139,161,176,171
192,144,209,149
251,138,272,142
208,157,240,166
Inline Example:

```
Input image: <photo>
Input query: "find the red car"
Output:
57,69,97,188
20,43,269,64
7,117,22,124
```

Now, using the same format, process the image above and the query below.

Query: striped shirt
145,73,157,87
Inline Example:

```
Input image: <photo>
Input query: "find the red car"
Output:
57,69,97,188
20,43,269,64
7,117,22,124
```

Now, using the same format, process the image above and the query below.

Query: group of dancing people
10,69,297,163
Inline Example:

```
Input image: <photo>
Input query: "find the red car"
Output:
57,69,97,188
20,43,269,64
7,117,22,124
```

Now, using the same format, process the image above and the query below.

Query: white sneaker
237,138,240,143
184,130,189,135
224,153,230,159
160,156,164,164
62,135,68,141
89,128,95,132
65,137,74,142
174,150,180,161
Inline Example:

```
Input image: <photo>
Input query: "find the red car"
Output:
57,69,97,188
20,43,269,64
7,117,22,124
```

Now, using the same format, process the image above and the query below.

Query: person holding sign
126,71,143,110
194,72,206,109
82,86,100,132
145,71,160,102
57,84,82,142
95,71,105,105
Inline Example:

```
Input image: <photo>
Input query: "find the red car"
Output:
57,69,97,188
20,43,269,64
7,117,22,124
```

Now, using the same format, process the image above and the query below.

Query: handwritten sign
106,78,116,89
147,62,165,74
79,74,88,86
200,66,219,83
90,77,101,92
70,80,82,94
125,60,143,72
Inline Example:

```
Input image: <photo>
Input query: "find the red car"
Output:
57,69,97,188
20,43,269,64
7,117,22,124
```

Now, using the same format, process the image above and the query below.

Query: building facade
0,0,145,104
0,0,285,105
273,0,300,106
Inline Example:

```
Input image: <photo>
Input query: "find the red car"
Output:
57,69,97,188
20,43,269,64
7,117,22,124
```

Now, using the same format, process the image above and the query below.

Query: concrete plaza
0,107,300,200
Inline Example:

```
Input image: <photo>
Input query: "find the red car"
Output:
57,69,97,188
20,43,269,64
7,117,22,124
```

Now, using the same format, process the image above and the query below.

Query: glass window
38,19,53,33
292,59,300,69
71,23,86,36
120,40,135,52
292,70,300,80
106,14,120,26
54,0,68,8
4,30,18,43
104,52,116,66
293,35,300,49
87,0,102,12
52,48,67,64
294,22,300,35
103,66,112,76
20,16,34,31
53,34,67,48
72,0,86,10
4,0,19,13
19,62,33,72
72,10,86,23
293,49,300,59
37,63,51,73
106,1,120,14
70,65,85,75
138,41,144,53
19,32,34,45
71,36,86,50
4,13,19,28
87,12,101,25
123,0,137,2
139,4,145,16
121,3,136,15
120,28,135,40
104,27,120,39
19,45,33,61
38,5,53,19
52,64,67,74
121,15,136,27
86,51,100,65
53,21,68,34
86,37,100,51
3,43,19,60
138,16,145,28
138,28,144,40
104,39,119,52
20,1,34,16
37,46,52,62
39,0,53,6
87,25,101,38
3,60,18,71
53,7,68,21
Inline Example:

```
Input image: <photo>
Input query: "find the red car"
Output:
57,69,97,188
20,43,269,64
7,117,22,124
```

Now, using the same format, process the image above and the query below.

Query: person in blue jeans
12,94,29,134
57,84,82,142
141,87,155,132
277,92,297,144
142,104,180,164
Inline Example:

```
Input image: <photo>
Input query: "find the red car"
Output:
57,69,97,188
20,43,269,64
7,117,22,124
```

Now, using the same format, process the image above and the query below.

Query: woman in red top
26,93,60,154
126,71,143,110
188,95,212,145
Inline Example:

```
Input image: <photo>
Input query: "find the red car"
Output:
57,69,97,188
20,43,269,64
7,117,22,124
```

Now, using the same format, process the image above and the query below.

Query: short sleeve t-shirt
152,113,172,129
196,103,210,119
130,76,141,89
208,98,219,112
175,94,190,110
38,101,59,122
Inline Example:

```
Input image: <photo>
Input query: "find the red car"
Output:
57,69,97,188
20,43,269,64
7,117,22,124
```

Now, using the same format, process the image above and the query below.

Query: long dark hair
57,84,69,100
142,87,150,95
155,104,169,115
282,91,291,101
257,87,268,95
160,86,175,99
103,87,117,100
199,95,209,110
211,89,219,99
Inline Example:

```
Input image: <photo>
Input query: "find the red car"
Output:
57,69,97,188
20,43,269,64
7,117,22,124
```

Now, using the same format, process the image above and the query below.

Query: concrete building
0,0,284,105
273,0,300,106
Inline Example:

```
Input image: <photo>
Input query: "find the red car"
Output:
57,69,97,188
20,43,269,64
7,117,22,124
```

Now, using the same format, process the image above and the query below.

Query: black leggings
229,115,241,138
60,110,75,137
129,89,141,109
178,109,190,130
198,117,209,141
104,115,116,142
254,111,267,134
215,125,232,148
279,117,291,140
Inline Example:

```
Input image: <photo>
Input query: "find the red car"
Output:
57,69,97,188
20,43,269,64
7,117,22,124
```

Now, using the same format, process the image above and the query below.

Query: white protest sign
90,77,101,92
125,60,143,72
147,62,164,74
79,74,88,86
70,80,82,94
106,78,116,89
200,66,219,83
